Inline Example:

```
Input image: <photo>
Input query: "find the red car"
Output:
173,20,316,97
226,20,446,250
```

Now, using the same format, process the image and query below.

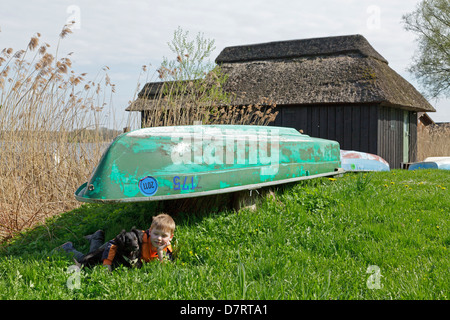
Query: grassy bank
0,169,448,300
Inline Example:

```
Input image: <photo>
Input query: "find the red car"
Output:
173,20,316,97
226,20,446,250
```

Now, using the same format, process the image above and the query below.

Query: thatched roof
126,79,229,111
126,81,184,111
215,34,388,64
216,35,434,112
127,34,435,113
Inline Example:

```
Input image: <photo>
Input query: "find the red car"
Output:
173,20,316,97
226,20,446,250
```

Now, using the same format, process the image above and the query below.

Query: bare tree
403,0,450,98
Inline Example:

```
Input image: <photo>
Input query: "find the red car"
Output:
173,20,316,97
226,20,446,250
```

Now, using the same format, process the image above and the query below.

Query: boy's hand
156,240,171,254
157,240,171,251
156,240,171,261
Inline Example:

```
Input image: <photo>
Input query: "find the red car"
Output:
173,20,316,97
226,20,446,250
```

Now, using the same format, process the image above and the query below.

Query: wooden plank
311,106,320,138
369,105,378,155
360,105,369,153
319,106,328,139
377,106,384,161
306,106,311,135
282,107,297,129
391,107,397,168
378,106,391,167
409,111,417,162
298,107,308,134
343,106,352,150
327,106,336,141
396,108,402,168
352,106,361,150
393,107,403,169
388,107,395,168
335,106,344,145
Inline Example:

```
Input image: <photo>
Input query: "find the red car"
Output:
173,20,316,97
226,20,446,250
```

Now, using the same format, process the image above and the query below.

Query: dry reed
417,124,450,161
0,25,117,240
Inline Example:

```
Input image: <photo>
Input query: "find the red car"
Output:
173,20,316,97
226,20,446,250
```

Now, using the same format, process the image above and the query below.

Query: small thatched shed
128,34,435,169
214,34,435,168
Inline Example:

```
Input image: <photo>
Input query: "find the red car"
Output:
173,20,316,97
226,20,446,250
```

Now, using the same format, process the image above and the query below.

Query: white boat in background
340,150,390,172
408,157,450,171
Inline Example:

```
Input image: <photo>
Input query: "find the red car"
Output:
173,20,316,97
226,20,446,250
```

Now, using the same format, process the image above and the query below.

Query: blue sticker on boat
139,176,158,196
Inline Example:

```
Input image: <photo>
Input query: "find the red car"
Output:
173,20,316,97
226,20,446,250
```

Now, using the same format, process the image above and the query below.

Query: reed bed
417,124,450,161
0,25,117,240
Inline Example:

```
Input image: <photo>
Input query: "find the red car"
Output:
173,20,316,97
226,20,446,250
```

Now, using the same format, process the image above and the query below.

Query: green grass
0,169,448,300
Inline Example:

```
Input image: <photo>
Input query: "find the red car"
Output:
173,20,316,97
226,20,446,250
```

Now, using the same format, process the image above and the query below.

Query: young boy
144,213,175,262
103,213,175,267
59,213,175,270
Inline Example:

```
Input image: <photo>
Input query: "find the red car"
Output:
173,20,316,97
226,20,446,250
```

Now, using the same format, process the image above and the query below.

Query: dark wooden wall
409,111,418,164
272,104,418,169
377,106,404,169
273,103,379,153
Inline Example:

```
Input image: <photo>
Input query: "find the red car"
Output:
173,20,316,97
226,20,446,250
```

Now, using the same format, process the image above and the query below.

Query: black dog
110,228,143,269
77,228,143,271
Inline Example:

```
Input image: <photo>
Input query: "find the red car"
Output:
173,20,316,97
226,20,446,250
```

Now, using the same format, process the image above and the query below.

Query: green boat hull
75,125,341,203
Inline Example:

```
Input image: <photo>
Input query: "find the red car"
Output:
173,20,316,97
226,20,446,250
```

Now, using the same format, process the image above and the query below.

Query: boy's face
149,227,173,249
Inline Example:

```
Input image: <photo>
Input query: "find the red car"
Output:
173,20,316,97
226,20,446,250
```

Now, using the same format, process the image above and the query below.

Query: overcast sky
1,0,449,129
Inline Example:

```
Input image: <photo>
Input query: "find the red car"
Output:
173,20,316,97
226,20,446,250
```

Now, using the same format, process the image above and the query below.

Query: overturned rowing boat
75,125,342,203
340,150,390,172
408,157,450,171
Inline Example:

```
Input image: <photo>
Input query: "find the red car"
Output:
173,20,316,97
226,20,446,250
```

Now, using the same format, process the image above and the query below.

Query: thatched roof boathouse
128,34,435,169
